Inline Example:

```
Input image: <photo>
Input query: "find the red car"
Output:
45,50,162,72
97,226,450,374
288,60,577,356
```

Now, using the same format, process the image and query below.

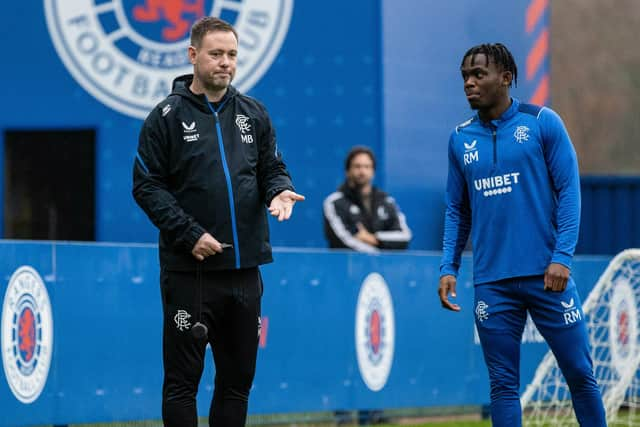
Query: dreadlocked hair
461,43,518,87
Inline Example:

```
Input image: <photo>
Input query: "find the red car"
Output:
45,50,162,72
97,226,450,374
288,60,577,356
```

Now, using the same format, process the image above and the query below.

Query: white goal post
521,249,640,426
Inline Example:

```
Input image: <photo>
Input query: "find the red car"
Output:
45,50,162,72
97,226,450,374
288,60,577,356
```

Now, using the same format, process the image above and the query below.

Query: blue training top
440,98,580,285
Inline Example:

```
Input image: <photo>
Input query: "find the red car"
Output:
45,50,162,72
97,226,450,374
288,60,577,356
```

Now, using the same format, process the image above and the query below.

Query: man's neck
479,96,512,123
352,183,372,197
190,77,227,103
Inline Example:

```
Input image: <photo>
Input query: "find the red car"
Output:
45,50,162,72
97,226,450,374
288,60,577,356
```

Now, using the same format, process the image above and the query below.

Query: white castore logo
182,121,199,142
463,140,479,165
561,298,581,325
45,0,294,119
464,140,477,151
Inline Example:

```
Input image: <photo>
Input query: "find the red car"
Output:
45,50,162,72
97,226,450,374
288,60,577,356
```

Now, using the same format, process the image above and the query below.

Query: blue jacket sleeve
440,134,472,277
539,107,581,269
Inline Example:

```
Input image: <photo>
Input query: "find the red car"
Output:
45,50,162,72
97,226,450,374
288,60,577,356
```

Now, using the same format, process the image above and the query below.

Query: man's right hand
191,233,224,261
438,274,461,311
355,223,379,246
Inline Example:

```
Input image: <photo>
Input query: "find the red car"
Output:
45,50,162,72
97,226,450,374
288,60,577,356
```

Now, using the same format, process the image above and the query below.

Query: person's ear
502,70,513,87
188,46,197,65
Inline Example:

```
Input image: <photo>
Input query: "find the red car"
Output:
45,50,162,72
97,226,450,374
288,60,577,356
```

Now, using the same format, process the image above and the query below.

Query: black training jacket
323,182,412,252
133,75,294,271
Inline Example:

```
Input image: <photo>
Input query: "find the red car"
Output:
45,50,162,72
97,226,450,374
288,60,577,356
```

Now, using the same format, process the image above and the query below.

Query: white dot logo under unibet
44,0,293,119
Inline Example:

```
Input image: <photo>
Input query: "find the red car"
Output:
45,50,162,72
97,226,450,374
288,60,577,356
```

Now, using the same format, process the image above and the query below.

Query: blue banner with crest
0,242,608,426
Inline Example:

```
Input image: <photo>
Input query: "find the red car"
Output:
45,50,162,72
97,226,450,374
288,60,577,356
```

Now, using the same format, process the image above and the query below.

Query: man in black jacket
323,146,411,252
132,17,304,427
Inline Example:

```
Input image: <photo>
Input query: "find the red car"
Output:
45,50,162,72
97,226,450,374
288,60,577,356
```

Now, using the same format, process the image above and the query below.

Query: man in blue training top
438,43,606,427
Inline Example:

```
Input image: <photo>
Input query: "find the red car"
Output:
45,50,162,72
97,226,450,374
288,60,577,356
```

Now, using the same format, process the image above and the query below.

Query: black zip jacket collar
171,74,238,113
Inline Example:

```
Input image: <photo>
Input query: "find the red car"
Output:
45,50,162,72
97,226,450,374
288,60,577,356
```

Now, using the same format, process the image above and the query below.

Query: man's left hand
544,263,570,292
269,190,305,221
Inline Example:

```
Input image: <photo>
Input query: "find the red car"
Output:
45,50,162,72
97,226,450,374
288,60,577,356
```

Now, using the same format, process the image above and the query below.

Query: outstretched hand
438,274,461,311
268,190,305,221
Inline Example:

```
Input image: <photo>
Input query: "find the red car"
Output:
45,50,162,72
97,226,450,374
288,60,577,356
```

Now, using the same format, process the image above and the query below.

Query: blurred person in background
323,146,412,252
438,43,606,427
133,16,304,427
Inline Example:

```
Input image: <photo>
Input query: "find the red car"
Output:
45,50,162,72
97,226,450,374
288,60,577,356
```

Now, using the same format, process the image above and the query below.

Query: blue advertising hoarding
0,242,607,426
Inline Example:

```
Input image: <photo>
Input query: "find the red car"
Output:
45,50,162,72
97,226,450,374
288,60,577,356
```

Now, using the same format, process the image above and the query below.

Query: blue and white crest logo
514,125,530,144
355,273,395,392
1,266,53,404
609,279,637,376
475,300,489,322
44,0,293,119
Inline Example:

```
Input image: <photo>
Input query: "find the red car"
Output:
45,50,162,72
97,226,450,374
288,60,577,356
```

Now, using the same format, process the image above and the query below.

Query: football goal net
521,249,640,426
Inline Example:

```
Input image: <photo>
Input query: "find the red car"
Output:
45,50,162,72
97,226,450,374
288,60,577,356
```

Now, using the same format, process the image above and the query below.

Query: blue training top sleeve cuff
439,263,459,278
550,253,573,270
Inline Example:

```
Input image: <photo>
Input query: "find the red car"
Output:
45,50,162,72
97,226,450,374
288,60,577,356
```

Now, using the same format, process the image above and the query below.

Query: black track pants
160,267,262,427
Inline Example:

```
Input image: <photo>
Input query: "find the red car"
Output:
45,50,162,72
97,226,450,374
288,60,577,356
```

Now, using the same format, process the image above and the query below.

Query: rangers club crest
44,0,293,119
1,266,54,404
609,279,637,377
355,272,395,392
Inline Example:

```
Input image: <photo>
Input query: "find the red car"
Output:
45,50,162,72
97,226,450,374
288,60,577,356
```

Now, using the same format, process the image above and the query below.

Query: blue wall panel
0,242,611,426
578,177,640,255
0,1,548,252
0,1,382,249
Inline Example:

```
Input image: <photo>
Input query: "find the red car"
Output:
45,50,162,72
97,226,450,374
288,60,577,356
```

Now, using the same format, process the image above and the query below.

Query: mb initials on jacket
236,114,253,144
